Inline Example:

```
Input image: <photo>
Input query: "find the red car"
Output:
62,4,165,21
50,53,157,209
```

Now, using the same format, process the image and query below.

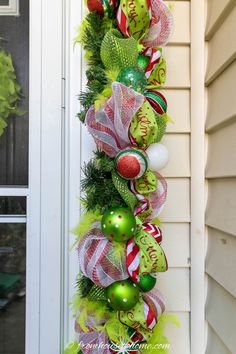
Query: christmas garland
66,1,179,353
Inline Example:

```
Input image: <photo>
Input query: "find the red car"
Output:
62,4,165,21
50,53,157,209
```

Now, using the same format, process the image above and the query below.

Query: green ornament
101,207,136,242
138,274,156,292
117,67,147,93
106,279,139,311
137,55,149,71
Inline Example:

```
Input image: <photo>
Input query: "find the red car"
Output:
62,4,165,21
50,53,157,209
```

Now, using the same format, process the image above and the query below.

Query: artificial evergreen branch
81,154,126,212
76,274,94,298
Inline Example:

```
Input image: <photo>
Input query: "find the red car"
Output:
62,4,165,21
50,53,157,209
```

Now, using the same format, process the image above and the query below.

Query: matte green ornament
117,67,147,93
138,274,156,293
137,55,149,71
101,207,136,242
106,279,139,311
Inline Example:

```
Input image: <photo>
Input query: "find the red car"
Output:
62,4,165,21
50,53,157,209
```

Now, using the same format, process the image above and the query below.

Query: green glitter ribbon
100,29,139,71
112,170,138,210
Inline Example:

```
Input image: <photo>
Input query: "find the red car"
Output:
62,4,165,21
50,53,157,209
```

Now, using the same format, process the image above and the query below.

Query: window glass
0,0,29,185
0,197,26,215
0,223,26,354
0,1,9,6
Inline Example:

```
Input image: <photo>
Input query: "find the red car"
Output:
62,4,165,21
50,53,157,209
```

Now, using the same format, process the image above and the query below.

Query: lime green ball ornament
117,67,147,93
138,274,156,292
101,207,136,242
137,54,149,71
106,279,139,311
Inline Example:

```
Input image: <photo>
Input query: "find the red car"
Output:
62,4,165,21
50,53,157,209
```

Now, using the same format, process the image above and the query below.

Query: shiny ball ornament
106,279,140,311
87,0,117,16
101,207,137,242
145,90,167,115
138,274,157,292
137,54,150,71
146,143,169,171
87,0,104,15
117,67,147,93
115,148,149,180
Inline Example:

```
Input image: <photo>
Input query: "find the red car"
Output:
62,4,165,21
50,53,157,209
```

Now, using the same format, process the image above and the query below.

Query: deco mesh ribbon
78,221,167,288
117,0,174,47
86,82,144,157
77,223,128,288
100,29,139,71
130,172,167,219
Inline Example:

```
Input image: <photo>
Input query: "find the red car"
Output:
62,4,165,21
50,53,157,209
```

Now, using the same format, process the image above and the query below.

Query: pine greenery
76,274,94,298
81,151,126,212
77,12,118,122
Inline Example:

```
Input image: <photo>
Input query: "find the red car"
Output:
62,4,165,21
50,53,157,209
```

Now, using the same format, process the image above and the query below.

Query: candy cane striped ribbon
126,237,140,283
143,290,166,330
130,180,149,216
126,223,162,283
116,4,129,37
143,299,157,330
143,47,162,79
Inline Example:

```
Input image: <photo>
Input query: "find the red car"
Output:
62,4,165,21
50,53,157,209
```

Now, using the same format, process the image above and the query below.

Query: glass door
0,1,29,353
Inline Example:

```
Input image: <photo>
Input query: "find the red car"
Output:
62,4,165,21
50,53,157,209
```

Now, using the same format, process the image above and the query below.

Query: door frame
27,0,81,352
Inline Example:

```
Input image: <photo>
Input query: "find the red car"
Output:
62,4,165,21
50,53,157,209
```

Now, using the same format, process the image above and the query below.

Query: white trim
190,0,206,353
27,0,64,353
0,187,29,196
63,0,82,345
0,0,19,16
0,216,26,223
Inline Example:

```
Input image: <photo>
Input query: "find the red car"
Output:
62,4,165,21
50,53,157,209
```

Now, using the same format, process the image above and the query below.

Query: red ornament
117,155,141,179
115,148,149,180
87,0,104,15
87,0,117,16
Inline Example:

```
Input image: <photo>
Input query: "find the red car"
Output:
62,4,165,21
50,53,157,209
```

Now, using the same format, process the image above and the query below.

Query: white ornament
146,143,169,171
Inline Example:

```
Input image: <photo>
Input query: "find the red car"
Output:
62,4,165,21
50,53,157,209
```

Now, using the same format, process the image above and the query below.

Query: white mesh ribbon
148,172,168,219
142,0,174,48
78,223,129,288
85,82,144,157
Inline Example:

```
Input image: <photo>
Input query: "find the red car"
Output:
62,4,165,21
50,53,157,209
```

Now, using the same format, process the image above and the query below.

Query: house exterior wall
205,1,236,353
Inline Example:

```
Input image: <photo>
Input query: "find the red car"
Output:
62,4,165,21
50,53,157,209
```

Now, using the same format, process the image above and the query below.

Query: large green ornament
137,54,149,71
101,207,136,242
106,279,139,311
117,67,147,93
138,274,156,293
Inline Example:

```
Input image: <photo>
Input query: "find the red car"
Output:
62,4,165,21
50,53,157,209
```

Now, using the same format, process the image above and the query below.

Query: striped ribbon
143,290,166,330
126,223,162,283
130,180,149,216
142,47,162,79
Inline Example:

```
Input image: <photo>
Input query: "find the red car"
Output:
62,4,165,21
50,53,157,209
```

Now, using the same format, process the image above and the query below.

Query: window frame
0,0,19,16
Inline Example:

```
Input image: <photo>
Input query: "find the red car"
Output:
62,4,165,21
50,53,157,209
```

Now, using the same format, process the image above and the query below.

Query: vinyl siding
205,1,236,352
